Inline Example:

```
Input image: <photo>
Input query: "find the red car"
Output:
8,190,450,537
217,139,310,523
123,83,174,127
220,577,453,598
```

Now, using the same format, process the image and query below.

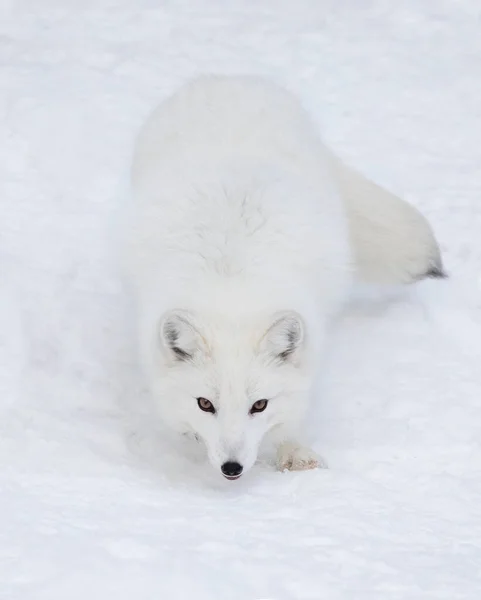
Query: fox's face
154,309,311,479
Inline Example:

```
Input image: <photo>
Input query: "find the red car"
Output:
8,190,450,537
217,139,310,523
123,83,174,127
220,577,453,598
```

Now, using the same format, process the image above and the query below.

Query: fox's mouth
223,474,242,481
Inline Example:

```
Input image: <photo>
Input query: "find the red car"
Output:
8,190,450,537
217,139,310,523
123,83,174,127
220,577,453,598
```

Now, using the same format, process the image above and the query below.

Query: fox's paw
276,442,327,472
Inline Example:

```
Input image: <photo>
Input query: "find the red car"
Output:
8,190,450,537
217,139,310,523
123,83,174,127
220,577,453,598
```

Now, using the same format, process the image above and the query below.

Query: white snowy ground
1,1,481,598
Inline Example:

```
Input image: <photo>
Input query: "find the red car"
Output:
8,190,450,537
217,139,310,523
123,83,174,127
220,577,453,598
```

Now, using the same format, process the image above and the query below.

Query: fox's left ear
259,311,304,363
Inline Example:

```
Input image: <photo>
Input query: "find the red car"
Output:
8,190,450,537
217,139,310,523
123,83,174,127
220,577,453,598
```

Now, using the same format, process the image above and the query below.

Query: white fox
124,75,444,480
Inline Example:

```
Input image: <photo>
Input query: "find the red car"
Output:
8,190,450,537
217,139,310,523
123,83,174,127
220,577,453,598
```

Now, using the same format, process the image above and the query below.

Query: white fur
329,153,444,285
124,75,443,479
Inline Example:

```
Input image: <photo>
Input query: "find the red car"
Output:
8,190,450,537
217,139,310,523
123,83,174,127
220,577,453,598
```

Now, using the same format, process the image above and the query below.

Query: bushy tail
329,152,446,285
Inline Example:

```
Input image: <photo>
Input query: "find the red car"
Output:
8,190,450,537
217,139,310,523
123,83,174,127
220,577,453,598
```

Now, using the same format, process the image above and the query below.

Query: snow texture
1,1,481,598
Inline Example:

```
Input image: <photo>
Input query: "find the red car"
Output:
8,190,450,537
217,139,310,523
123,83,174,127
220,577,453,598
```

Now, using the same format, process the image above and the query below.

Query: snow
1,1,481,598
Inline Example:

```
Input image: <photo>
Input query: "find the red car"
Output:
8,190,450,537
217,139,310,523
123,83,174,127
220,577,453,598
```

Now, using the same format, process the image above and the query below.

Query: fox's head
152,309,312,479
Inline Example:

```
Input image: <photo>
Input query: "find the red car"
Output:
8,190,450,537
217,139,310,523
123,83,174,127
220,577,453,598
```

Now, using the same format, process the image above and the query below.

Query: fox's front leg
268,426,328,472
277,441,327,472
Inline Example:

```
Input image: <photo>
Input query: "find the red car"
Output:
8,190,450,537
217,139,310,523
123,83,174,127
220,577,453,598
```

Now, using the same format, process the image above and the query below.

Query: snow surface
1,1,481,598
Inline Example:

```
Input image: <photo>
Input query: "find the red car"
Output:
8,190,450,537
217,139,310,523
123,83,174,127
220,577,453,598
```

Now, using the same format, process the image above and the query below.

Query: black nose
221,461,243,479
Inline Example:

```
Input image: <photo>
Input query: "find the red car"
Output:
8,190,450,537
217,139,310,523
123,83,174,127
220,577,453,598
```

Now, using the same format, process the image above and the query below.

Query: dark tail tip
425,266,448,279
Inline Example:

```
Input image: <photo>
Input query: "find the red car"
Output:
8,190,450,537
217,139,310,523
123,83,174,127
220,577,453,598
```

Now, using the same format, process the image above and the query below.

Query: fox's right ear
159,310,209,363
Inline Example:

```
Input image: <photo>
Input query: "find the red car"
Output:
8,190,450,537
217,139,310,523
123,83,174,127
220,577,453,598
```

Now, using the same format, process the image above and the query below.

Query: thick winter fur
124,75,444,479
329,154,445,284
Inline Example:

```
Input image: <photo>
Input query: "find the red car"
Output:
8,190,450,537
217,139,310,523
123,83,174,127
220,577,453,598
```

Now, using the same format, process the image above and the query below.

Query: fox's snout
204,435,259,480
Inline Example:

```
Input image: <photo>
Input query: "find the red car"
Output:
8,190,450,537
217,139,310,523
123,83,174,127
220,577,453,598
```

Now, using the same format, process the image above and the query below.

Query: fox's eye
250,399,269,414
197,397,216,414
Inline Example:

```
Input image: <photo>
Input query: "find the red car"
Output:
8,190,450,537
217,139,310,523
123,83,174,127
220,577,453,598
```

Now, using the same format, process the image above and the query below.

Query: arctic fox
125,75,444,480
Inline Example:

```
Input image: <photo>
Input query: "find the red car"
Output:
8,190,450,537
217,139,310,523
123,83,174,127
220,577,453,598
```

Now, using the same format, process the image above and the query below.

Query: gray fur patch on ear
278,322,301,360
160,310,202,362
261,311,304,363
163,318,192,361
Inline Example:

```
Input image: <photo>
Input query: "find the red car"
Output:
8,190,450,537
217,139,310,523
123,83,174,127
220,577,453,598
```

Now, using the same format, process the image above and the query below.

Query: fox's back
128,76,351,314
132,75,327,187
